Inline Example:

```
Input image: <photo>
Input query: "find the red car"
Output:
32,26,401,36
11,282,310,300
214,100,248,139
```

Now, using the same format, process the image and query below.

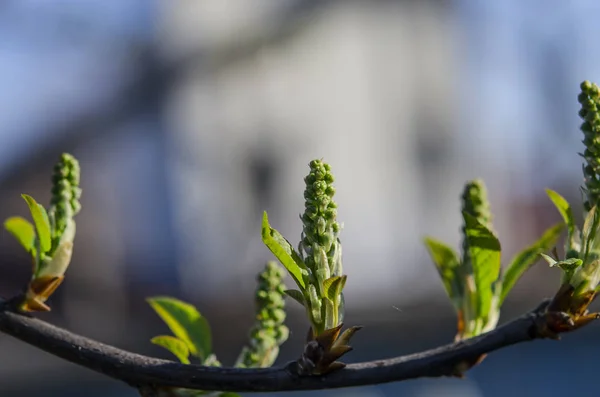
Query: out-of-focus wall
160,1,519,310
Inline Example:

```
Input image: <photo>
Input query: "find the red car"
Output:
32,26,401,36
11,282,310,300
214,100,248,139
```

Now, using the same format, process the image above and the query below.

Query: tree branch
0,300,558,393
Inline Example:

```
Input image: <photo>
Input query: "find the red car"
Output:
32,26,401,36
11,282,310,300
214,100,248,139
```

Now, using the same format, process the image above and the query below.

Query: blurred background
0,0,598,396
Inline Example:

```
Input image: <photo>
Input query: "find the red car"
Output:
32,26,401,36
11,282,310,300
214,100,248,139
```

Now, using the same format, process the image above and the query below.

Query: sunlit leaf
36,241,73,278
542,253,583,282
423,237,462,302
261,212,306,289
147,296,211,361
322,275,346,302
540,253,558,267
546,189,575,240
573,259,600,297
582,206,600,261
462,212,501,321
500,223,564,303
4,216,36,253
151,335,190,364
21,194,51,253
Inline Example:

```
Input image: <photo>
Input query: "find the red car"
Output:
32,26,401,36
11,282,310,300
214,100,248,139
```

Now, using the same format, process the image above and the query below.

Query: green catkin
458,179,495,338
48,153,81,250
299,159,342,280
236,262,288,368
461,179,494,266
578,80,600,211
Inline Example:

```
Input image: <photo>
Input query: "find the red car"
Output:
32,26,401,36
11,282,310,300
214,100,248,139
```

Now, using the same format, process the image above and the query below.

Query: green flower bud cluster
299,159,342,279
578,80,600,211
461,179,493,232
296,159,347,334
3,153,83,312
540,81,600,334
459,179,498,339
236,261,289,368
261,159,357,374
48,153,81,249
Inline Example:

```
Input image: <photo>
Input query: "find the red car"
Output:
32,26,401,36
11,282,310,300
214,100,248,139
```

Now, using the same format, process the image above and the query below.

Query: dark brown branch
0,300,558,393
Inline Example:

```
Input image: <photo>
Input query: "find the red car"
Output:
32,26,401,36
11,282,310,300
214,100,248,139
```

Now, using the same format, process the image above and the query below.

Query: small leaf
582,206,600,261
284,289,306,307
546,189,576,240
261,212,306,289
4,216,36,253
151,335,190,364
500,223,564,303
322,275,346,302
332,325,362,348
147,296,211,361
308,284,322,326
36,241,73,278
462,212,501,321
572,259,600,296
423,237,462,302
338,293,345,324
549,257,583,271
540,253,558,267
559,258,584,271
21,194,51,253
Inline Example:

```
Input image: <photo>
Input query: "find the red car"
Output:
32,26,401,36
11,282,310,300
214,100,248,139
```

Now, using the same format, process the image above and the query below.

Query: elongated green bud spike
49,153,81,242
461,179,493,232
460,179,494,295
578,80,600,211
236,262,289,368
299,159,342,277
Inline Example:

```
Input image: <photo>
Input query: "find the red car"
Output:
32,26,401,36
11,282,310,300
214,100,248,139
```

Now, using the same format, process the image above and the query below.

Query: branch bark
0,300,557,393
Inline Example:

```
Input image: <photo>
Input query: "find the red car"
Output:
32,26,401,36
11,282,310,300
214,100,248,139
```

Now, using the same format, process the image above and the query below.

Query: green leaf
151,335,190,364
36,241,73,278
4,216,36,253
322,275,346,301
284,289,306,307
423,237,462,302
573,259,600,296
582,206,600,261
219,393,242,397
147,296,211,361
500,223,564,303
21,194,51,254
261,212,306,289
546,189,575,239
553,258,583,271
462,212,501,321
540,253,558,267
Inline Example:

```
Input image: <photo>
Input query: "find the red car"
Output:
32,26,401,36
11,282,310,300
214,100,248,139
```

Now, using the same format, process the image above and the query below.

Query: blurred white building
159,1,516,308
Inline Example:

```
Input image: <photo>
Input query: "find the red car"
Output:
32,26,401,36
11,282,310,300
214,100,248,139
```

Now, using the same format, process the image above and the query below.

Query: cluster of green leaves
262,160,358,374
536,81,600,329
148,297,217,366
262,160,346,335
147,263,288,396
4,153,81,312
425,180,563,340
147,297,232,397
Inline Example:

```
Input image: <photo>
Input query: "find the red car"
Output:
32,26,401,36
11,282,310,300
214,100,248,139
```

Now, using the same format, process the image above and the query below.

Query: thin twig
0,300,557,393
